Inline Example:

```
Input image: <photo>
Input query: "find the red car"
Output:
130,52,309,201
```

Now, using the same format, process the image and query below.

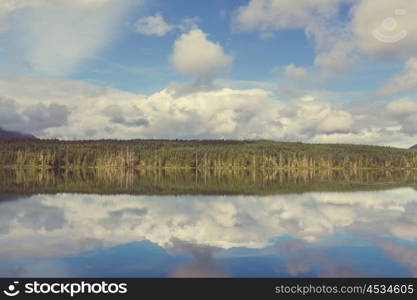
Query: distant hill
411,145,417,150
0,128,36,139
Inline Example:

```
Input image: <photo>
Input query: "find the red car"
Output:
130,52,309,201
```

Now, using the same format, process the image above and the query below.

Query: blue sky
1,0,417,147
67,0,372,96
71,0,317,95
61,0,405,97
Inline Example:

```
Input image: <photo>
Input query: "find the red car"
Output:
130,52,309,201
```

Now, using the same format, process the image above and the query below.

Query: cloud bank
1,77,417,147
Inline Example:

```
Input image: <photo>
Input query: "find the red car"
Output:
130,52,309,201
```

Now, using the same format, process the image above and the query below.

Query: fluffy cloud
0,0,114,9
315,0,417,70
0,81,337,140
1,0,142,75
386,98,417,135
232,0,355,71
386,97,417,116
133,13,199,37
316,110,353,134
351,0,417,58
325,0,417,73
232,0,417,75
134,13,174,36
170,29,233,81
232,0,345,33
2,77,417,147
0,97,69,135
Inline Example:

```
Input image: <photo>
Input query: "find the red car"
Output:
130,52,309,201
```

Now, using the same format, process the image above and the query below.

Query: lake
1,169,417,277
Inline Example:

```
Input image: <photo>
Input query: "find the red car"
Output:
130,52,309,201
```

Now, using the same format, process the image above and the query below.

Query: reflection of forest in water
2,168,417,195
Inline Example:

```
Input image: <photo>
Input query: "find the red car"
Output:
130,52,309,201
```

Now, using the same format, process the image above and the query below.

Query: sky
0,0,417,147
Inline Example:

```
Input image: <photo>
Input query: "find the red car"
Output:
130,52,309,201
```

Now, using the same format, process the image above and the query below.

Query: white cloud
386,97,417,116
351,0,417,58
134,13,174,36
232,0,345,33
232,0,354,71
376,58,417,97
1,0,142,75
2,77,417,147
0,0,117,14
317,110,353,134
232,0,417,75
170,29,233,80
284,64,307,79
386,97,417,135
325,0,417,72
134,14,199,37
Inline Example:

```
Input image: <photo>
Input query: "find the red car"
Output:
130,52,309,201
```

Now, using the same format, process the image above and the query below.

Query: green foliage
1,139,417,170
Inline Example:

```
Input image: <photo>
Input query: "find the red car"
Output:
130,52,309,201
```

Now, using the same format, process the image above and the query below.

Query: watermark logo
3,280,128,297
372,9,408,43
3,281,20,297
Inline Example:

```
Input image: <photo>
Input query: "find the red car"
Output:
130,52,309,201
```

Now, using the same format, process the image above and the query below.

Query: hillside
411,144,417,150
1,139,417,170
0,128,36,139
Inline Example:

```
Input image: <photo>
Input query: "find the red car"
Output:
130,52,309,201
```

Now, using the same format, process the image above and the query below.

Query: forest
1,139,417,170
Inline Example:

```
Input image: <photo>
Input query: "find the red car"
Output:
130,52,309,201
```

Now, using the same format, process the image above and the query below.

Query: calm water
1,169,417,277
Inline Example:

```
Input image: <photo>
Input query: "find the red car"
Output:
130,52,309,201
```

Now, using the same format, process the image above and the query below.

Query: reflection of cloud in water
167,239,229,277
0,188,416,261
378,241,417,276
274,239,362,277
4,261,70,277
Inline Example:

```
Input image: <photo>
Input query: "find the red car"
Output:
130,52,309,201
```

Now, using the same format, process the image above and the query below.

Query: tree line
1,139,417,170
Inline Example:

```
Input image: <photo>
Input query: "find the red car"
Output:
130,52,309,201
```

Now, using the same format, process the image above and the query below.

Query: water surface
1,169,417,277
